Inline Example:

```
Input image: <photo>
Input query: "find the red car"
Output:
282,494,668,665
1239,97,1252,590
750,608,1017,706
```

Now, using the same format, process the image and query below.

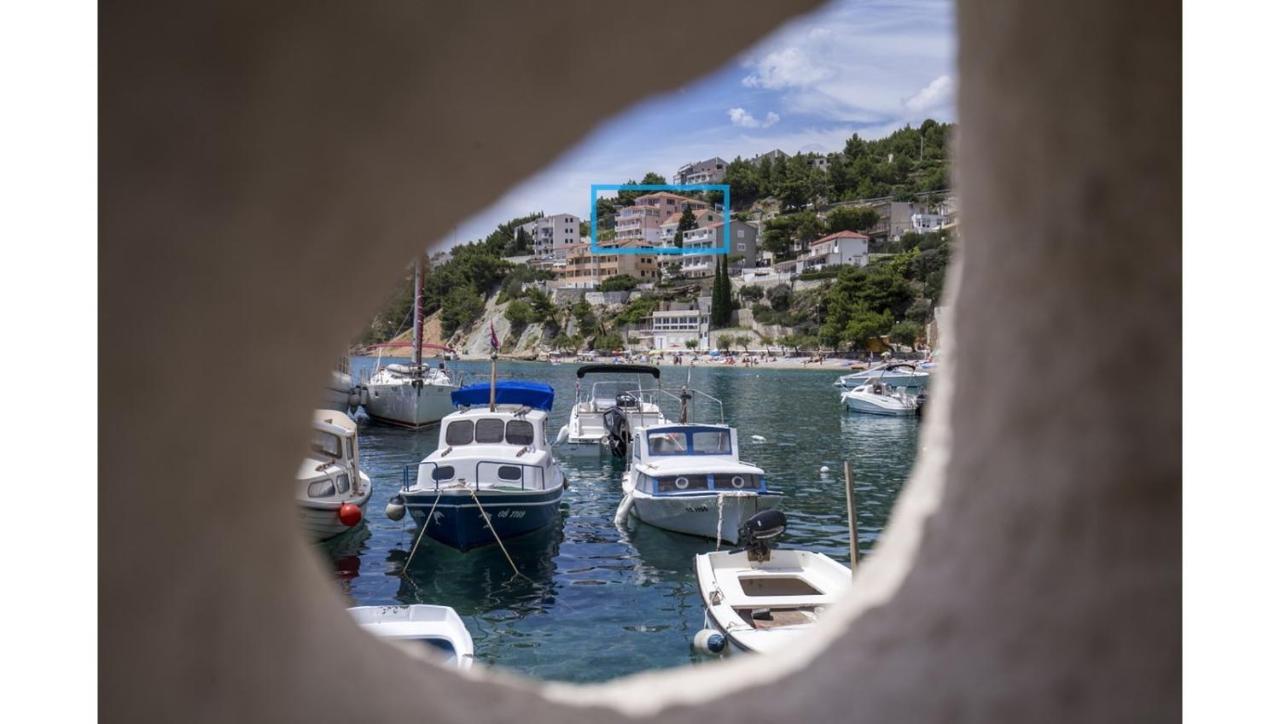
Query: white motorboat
694,510,852,655
322,356,360,412
835,362,930,391
363,257,459,428
348,605,475,670
296,409,373,541
614,388,781,544
556,364,668,458
388,380,565,552
840,377,920,416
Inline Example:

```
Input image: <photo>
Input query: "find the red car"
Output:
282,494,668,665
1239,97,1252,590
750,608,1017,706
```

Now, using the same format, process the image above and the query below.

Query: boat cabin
298,410,362,501
410,381,559,492
629,424,767,496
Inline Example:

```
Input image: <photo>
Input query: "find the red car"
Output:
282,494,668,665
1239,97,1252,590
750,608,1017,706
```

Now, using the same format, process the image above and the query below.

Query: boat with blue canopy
386,380,565,552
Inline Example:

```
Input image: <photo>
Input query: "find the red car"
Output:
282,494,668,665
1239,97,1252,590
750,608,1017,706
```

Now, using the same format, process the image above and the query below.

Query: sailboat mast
412,255,424,370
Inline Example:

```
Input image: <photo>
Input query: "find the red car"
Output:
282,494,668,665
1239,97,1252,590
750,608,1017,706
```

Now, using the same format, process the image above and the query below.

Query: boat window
711,473,757,490
497,465,523,481
432,466,454,482
335,473,351,494
691,430,732,454
505,420,535,446
310,430,342,458
656,475,710,493
343,438,353,460
444,421,474,446
475,418,505,444
307,479,336,498
647,431,688,454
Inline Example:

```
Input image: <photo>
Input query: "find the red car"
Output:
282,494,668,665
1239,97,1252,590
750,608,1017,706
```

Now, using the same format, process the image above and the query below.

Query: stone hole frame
100,1,1180,722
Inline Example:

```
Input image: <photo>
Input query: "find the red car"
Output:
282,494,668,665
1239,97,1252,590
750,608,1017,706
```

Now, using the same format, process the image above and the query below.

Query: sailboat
363,255,459,427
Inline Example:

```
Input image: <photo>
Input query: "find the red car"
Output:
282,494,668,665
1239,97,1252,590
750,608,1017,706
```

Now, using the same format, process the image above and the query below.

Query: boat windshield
311,430,343,459
646,427,732,456
445,418,537,447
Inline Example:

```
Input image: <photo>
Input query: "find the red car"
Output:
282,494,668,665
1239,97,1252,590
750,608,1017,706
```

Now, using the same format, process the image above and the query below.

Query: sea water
319,358,920,682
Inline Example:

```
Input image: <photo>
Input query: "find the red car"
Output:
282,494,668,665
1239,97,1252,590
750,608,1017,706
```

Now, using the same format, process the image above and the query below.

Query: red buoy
338,502,362,527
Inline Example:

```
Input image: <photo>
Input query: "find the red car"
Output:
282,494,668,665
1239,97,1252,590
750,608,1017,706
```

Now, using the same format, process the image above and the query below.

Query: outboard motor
738,509,787,562
602,407,629,458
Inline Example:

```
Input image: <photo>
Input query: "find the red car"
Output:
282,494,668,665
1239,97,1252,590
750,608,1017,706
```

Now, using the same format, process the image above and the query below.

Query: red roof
809,230,869,246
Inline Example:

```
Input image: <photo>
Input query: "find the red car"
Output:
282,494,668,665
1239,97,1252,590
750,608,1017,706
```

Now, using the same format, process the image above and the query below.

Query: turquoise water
321,358,919,682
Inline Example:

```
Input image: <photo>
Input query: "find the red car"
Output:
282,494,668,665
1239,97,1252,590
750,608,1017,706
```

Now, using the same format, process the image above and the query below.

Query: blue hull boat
404,487,562,552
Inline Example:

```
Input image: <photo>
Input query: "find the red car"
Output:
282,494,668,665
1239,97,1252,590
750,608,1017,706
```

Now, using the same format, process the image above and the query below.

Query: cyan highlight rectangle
589,183,731,255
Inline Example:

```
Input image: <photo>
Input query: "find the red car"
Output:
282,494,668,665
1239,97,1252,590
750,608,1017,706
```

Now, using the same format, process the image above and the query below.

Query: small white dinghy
694,511,852,656
349,605,475,670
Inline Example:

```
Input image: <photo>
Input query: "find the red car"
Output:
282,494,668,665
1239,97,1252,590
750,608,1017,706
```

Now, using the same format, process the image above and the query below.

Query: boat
614,387,781,544
348,605,475,669
322,356,360,412
834,362,930,391
296,409,373,541
694,510,852,655
840,377,920,416
388,380,565,552
556,364,668,458
363,257,459,427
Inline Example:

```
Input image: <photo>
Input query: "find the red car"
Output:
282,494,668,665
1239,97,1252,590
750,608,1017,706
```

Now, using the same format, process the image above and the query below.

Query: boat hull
841,394,916,416
298,483,372,542
837,371,930,391
559,437,609,457
404,487,562,552
630,492,781,544
365,381,455,427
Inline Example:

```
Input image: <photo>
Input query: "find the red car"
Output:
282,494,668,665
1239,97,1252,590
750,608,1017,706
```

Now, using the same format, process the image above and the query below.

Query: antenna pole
412,255,424,371
844,460,860,573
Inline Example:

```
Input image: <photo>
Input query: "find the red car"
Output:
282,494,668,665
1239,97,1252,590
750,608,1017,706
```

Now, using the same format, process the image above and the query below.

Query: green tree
593,331,624,352
441,285,484,336
825,206,880,234
684,339,699,350
723,157,761,209
504,299,534,329
766,283,793,312
890,320,923,347
674,203,697,248
758,333,775,354
716,334,733,353
598,274,639,292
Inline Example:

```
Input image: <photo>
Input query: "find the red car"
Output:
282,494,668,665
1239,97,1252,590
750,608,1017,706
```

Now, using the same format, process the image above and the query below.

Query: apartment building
675,221,759,278
616,192,708,244
774,230,869,276
553,241,658,289
658,208,722,247
672,157,728,185
517,213,582,259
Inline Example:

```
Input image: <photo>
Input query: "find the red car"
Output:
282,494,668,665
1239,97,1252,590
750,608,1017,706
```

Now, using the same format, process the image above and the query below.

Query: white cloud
742,46,832,89
728,108,781,128
904,74,953,113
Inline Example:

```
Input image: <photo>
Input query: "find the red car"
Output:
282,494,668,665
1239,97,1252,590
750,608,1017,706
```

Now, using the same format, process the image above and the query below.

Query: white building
774,230,869,276
648,307,709,350
517,213,582,260
911,212,946,234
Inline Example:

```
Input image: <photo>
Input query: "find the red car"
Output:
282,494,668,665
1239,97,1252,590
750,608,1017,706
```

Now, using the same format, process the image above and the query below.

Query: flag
489,321,500,351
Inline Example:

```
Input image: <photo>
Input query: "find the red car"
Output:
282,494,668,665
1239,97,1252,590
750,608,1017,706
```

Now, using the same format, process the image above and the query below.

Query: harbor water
320,358,921,682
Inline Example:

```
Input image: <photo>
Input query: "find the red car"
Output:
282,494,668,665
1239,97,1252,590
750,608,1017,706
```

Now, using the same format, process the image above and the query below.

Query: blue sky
449,0,955,246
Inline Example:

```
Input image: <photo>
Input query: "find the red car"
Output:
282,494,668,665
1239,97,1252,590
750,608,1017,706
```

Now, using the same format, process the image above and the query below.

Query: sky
448,0,955,247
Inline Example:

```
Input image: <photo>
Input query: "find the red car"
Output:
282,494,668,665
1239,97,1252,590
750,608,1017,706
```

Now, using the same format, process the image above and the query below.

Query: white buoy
750,434,766,443
693,629,728,656
385,495,406,522
819,465,831,473
554,425,569,446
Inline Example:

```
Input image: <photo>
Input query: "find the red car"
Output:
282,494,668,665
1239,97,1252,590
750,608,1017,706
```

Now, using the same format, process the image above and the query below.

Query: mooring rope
401,486,448,575
467,486,531,582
